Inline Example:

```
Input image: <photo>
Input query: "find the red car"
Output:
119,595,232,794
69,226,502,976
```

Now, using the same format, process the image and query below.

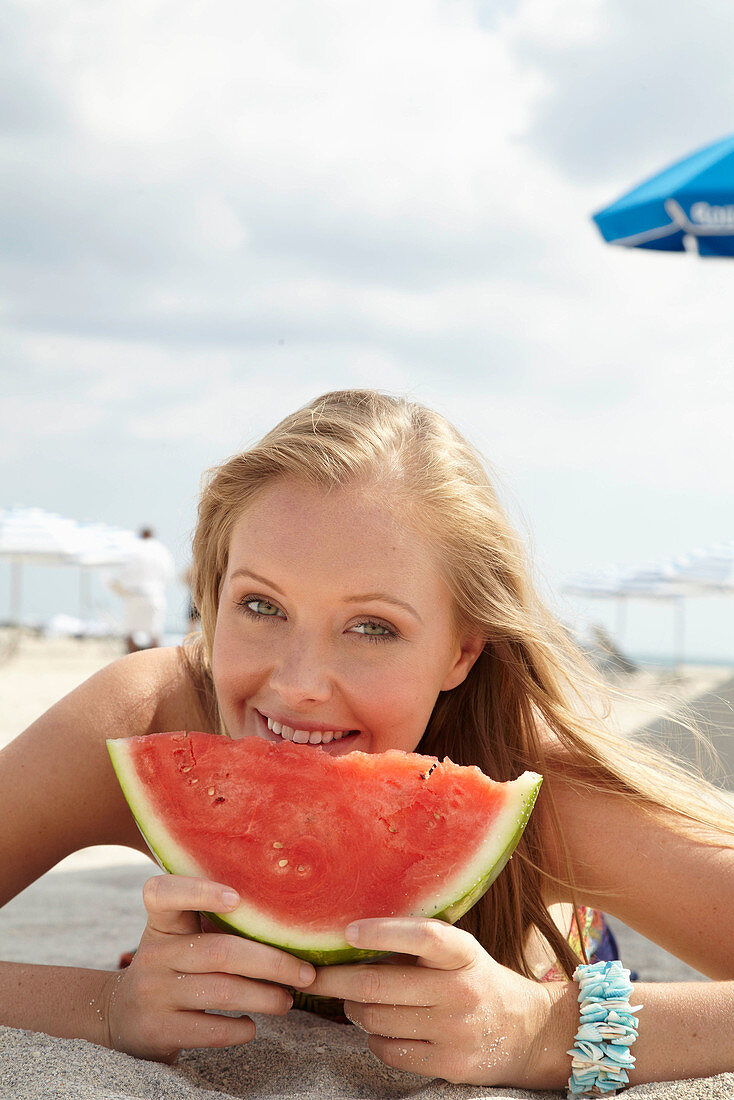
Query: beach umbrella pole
79,568,92,620
10,560,22,627
615,596,627,644
673,597,685,672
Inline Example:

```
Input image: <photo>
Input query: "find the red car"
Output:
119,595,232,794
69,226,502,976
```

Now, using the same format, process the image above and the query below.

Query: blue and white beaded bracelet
567,960,643,1098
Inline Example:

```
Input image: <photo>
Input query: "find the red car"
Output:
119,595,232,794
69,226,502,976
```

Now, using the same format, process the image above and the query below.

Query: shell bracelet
567,960,643,1098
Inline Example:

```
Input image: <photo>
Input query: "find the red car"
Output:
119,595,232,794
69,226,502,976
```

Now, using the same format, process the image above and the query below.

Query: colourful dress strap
542,906,620,982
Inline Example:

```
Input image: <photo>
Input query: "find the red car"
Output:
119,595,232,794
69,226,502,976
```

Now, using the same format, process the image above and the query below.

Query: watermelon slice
107,731,541,965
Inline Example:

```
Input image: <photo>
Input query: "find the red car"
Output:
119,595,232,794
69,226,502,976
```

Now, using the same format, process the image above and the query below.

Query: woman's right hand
100,875,316,1062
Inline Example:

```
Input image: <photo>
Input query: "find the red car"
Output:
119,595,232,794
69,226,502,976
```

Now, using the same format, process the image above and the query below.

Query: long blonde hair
187,389,734,979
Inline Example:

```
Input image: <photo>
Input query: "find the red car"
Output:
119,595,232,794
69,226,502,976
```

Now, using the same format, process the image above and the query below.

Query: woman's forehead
225,478,446,591
230,478,408,539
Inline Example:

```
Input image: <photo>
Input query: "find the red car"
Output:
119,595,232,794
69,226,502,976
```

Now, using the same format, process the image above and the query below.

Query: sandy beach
1,631,733,1099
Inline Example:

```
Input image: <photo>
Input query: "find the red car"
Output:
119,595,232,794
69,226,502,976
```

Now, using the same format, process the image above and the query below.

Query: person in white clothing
110,527,175,653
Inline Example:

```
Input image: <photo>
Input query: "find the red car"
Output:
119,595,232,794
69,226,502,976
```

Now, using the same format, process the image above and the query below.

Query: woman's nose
268,636,333,707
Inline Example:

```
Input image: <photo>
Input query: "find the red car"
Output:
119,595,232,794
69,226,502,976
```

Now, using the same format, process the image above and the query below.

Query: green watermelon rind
107,738,541,967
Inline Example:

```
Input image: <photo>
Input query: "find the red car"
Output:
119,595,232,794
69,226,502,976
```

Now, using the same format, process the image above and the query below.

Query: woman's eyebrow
229,568,287,597
230,570,423,625
343,593,423,625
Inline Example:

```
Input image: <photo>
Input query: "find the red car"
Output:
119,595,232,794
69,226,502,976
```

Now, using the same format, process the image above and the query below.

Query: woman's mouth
259,713,360,747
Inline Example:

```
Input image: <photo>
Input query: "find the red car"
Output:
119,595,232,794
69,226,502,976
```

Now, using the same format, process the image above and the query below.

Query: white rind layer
108,738,541,964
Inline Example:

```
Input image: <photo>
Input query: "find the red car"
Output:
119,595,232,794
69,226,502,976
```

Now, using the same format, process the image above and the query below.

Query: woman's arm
0,963,116,1046
0,648,193,903
304,915,734,1089
0,648,179,1039
539,976,734,1089
538,775,734,1086
545,776,734,979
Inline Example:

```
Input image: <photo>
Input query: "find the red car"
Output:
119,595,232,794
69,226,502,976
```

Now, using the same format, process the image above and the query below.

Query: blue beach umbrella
593,133,734,257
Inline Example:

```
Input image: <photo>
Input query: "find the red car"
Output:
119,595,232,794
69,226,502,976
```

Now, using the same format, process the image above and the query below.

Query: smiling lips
265,715,359,745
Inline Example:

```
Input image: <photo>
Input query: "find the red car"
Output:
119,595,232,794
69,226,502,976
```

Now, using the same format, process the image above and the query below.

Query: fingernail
220,889,240,908
299,964,315,985
345,922,359,944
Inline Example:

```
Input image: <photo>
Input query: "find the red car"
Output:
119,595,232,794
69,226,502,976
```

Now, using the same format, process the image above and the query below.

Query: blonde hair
188,389,734,979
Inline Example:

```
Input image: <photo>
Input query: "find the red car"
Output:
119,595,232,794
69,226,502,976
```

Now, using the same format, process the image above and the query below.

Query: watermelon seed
273,841,284,849
215,796,225,803
181,765,193,773
207,787,215,796
189,778,199,785
297,865,306,873
387,824,397,833
278,859,289,868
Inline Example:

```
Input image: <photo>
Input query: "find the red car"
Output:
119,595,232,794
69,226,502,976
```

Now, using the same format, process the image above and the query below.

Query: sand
2,1021,733,1100
1,632,733,1099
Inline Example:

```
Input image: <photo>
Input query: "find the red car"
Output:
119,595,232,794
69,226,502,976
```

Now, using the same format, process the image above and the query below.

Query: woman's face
211,478,483,756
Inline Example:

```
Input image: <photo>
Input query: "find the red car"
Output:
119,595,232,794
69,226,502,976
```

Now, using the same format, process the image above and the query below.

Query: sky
2,0,734,662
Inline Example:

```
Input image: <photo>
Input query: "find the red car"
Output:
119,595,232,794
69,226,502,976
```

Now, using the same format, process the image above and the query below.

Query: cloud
0,0,553,334
509,0,734,187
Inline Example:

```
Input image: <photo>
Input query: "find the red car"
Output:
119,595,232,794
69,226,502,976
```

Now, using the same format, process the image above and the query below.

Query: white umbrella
563,560,688,600
564,544,734,668
563,560,690,667
0,508,136,625
0,508,85,565
668,543,734,593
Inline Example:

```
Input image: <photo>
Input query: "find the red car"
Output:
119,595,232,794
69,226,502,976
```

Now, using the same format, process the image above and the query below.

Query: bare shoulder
71,644,208,731
0,646,211,906
15,645,206,746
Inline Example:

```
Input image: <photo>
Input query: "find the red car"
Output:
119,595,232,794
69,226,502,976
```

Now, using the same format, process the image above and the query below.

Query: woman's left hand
304,917,558,1087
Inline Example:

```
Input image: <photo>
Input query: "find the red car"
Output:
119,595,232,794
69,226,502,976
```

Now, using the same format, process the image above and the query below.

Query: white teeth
264,715,356,746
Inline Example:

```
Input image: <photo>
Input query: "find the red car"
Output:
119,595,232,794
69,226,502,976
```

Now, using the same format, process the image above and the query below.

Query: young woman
1,389,733,1093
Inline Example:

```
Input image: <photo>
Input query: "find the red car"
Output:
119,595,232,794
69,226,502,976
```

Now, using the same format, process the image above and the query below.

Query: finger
165,1010,257,1054
343,1000,440,1043
160,931,316,991
308,960,436,1007
367,1034,436,1078
345,918,478,971
175,973,294,1016
142,875,240,936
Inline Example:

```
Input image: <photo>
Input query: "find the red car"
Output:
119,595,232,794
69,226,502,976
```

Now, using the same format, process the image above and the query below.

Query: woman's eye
351,621,394,639
241,598,283,618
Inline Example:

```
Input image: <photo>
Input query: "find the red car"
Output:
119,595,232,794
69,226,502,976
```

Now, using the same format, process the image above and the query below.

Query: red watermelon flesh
108,731,542,965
